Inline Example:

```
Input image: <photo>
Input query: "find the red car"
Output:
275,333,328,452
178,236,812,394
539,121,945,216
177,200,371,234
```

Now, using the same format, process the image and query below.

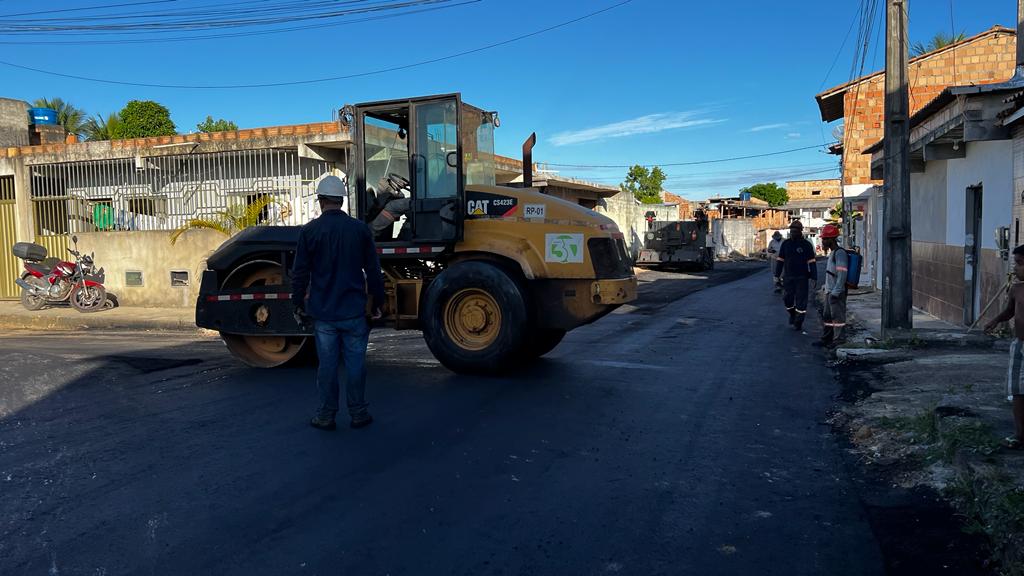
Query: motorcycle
13,235,108,313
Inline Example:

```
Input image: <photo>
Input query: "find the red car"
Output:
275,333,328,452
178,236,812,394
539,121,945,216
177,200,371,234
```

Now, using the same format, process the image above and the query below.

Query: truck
635,212,715,271
195,94,637,374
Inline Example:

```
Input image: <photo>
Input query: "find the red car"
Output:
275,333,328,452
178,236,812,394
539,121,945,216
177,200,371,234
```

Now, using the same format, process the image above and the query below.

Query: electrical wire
540,143,836,170
0,2,476,44
0,0,634,88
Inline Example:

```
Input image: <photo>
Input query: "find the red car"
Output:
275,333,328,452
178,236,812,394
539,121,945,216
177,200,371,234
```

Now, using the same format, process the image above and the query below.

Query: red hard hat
820,223,841,239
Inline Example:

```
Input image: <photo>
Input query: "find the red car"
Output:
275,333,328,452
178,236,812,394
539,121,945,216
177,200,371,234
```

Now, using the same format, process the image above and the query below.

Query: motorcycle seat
24,259,58,276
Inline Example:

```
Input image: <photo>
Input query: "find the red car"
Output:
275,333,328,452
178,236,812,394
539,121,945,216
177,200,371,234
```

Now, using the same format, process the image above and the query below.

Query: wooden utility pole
882,0,913,336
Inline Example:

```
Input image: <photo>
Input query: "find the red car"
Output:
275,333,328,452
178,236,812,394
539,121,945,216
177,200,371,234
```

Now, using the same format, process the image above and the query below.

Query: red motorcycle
13,235,108,312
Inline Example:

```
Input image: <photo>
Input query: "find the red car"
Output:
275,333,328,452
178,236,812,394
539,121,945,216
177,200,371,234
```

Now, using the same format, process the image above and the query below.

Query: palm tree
32,97,87,136
912,32,966,57
82,112,121,141
169,195,281,245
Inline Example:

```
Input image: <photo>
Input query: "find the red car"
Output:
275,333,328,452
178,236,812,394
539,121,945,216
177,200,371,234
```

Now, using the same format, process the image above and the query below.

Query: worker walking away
984,245,1024,449
291,175,386,431
774,220,817,331
817,223,848,348
767,231,784,293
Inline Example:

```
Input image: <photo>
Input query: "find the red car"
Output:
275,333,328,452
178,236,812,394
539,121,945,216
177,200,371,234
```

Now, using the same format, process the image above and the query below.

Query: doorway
0,176,17,299
964,184,983,325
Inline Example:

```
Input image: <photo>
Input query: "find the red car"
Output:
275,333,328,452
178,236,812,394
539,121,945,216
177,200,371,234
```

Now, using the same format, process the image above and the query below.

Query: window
125,270,144,287
415,100,459,199
363,110,410,199
170,270,189,287
461,106,496,187
811,210,824,219
812,190,822,196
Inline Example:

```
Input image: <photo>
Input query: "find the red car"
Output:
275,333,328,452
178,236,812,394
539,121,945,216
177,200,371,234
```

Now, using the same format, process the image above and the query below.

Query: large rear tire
219,260,310,368
422,261,527,374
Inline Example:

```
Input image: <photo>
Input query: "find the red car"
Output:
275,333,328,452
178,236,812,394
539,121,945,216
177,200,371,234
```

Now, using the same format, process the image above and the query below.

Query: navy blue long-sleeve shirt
774,237,817,280
291,209,386,321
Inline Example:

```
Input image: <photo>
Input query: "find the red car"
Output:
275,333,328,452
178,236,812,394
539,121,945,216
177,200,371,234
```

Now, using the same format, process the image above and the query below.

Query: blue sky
0,0,1014,198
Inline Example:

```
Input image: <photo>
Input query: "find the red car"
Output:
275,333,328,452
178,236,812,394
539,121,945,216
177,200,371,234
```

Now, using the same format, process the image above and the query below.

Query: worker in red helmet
817,223,849,348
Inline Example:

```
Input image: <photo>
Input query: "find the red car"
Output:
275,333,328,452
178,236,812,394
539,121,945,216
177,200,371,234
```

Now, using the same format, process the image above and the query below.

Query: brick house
817,25,1017,192
785,178,841,201
815,26,1018,289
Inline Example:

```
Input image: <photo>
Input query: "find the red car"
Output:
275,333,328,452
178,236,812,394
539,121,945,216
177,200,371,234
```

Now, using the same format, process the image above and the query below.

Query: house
862,70,1024,326
785,178,841,201
816,25,1018,289
777,197,840,253
817,25,1017,195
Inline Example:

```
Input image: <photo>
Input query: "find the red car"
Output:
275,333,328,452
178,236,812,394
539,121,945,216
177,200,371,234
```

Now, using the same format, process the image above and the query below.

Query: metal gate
0,176,19,299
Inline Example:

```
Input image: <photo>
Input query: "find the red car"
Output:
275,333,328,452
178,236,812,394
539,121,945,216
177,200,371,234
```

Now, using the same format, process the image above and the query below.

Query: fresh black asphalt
0,263,887,575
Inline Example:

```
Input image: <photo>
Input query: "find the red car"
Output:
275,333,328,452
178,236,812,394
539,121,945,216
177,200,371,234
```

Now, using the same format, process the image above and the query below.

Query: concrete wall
0,98,28,148
909,159,948,243
944,140,1013,250
593,192,676,259
76,229,226,308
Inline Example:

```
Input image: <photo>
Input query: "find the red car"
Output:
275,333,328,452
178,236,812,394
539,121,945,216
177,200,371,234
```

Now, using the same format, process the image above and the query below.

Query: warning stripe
378,246,446,255
205,292,291,303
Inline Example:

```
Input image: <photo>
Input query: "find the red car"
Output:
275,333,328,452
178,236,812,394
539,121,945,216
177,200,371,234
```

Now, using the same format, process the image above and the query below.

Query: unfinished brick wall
837,28,1017,186
785,179,841,200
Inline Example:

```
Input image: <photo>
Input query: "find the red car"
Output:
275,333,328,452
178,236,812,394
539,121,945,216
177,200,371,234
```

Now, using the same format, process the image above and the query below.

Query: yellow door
0,177,18,299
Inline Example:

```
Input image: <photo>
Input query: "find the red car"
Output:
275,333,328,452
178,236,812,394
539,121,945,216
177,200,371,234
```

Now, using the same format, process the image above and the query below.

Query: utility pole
882,0,913,337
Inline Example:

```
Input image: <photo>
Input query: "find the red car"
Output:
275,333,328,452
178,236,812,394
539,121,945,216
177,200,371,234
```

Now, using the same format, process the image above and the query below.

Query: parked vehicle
13,236,108,312
636,213,716,271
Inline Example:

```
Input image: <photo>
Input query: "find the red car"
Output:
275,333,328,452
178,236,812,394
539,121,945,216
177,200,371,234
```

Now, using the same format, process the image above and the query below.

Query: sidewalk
832,289,1024,570
0,300,199,332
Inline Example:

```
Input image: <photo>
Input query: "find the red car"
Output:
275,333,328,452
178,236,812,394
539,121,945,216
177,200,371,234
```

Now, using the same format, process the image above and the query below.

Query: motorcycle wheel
20,275,47,311
70,284,107,313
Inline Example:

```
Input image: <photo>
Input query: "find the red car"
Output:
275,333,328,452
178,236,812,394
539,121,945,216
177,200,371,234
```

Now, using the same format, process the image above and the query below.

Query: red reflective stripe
229,294,241,301
206,295,217,302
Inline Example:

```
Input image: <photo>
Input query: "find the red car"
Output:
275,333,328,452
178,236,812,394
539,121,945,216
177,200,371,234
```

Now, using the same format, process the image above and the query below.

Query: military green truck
635,213,715,271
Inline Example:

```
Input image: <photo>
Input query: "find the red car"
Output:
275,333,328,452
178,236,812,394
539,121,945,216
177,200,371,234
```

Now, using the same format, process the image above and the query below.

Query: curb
0,313,203,333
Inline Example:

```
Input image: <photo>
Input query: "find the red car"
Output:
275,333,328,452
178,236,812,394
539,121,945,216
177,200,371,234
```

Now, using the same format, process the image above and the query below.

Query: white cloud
550,112,725,146
746,123,789,133
786,132,802,139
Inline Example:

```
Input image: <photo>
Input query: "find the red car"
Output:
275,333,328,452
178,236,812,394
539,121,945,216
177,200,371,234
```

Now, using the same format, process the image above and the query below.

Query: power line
541,143,836,169
0,2,477,44
0,0,634,88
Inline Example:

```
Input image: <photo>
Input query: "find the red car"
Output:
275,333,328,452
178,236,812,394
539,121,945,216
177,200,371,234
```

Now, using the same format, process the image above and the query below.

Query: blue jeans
313,317,370,420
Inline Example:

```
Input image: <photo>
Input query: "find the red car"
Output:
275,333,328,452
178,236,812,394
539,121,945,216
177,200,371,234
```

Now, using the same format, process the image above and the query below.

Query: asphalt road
0,262,886,576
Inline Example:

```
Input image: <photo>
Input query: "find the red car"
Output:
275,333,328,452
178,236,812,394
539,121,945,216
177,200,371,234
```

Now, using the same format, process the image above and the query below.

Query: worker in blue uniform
774,220,818,331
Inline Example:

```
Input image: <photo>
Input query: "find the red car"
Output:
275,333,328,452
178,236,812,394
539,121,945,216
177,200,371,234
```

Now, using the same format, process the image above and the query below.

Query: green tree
82,112,121,141
741,182,789,207
114,100,176,139
197,115,238,133
912,31,966,56
32,97,86,136
169,196,279,245
621,165,667,204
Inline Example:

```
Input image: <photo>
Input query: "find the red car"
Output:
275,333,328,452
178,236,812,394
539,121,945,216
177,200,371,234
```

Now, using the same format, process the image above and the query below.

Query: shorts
1007,339,1024,399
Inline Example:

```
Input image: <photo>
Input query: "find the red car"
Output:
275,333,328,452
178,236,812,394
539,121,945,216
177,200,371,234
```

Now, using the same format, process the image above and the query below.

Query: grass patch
879,410,939,444
946,472,1024,574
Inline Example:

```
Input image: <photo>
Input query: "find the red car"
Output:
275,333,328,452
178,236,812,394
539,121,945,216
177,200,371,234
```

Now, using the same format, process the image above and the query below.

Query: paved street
0,263,886,576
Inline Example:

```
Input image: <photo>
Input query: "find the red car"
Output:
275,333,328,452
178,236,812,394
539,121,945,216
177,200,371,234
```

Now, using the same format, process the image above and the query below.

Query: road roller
195,93,637,374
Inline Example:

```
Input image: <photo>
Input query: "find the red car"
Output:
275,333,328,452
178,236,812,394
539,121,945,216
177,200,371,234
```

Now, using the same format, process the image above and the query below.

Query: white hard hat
316,175,346,199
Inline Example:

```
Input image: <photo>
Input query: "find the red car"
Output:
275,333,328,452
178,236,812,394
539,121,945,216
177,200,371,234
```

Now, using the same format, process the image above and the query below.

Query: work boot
794,315,804,331
310,415,337,431
350,413,374,429
788,309,797,325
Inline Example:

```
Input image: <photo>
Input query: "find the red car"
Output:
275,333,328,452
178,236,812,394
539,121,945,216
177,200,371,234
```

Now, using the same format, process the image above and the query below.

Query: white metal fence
30,148,336,238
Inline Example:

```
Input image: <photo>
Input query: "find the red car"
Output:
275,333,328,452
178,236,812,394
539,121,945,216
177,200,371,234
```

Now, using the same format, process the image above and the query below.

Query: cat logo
468,199,490,216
